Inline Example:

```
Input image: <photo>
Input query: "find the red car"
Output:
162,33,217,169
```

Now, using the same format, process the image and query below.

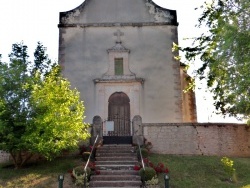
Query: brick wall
143,123,250,157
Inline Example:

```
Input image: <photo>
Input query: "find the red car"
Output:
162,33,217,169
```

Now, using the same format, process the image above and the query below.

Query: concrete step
98,170,139,175
95,164,135,170
96,152,136,157
96,161,138,166
89,180,141,187
97,149,135,154
89,144,142,188
96,156,137,161
98,146,135,150
102,144,132,147
91,175,141,181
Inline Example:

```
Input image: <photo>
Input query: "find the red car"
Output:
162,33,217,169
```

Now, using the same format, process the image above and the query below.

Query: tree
33,42,55,76
0,42,89,168
0,43,33,168
25,66,89,160
174,0,250,122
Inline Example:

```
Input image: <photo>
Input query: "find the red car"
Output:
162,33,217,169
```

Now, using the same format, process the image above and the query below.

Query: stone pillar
91,116,102,145
132,115,144,145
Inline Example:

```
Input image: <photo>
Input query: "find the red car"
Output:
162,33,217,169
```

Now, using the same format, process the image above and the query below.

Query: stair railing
83,134,99,188
137,137,147,188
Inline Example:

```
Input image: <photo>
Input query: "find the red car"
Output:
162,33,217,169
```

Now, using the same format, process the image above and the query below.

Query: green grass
0,154,249,188
148,154,250,188
0,156,82,188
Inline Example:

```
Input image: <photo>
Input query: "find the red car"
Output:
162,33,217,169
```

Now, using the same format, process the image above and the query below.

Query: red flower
158,162,164,168
149,162,154,168
164,168,169,174
154,166,162,173
143,158,149,164
134,165,141,171
88,161,96,170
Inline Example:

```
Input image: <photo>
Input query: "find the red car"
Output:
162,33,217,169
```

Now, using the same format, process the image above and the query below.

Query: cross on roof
114,29,124,43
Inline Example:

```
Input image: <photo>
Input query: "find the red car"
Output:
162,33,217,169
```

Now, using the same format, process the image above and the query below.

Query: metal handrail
137,138,145,171
136,137,146,188
83,134,99,187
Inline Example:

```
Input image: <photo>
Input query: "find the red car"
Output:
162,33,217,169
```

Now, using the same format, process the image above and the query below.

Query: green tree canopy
175,0,250,122
0,42,89,168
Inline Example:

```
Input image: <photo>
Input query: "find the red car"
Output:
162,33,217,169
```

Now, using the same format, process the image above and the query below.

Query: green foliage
82,152,91,161
0,42,34,168
149,154,250,188
221,157,237,182
175,0,250,121
72,166,91,186
137,148,149,159
0,42,89,168
27,66,89,159
139,167,156,181
241,185,250,188
145,175,159,186
33,42,56,76
0,155,250,187
247,119,250,126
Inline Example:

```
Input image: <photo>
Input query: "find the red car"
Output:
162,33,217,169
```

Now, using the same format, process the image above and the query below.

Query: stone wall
143,123,250,157
0,150,10,163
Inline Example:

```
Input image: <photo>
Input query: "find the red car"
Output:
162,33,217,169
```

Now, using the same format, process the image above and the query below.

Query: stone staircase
89,144,142,187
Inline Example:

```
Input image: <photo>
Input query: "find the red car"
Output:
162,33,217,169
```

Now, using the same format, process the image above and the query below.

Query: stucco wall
59,25,182,123
59,0,177,25
59,0,184,124
143,123,250,157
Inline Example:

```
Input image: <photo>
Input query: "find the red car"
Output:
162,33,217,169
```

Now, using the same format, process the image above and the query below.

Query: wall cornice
58,22,178,28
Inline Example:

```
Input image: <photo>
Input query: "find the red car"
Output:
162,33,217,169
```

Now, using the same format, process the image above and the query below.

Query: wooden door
108,92,130,136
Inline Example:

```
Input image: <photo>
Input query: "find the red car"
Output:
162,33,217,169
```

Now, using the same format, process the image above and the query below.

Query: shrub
221,157,237,182
79,144,93,155
82,152,91,161
146,175,159,185
72,165,91,186
137,148,149,159
139,167,156,181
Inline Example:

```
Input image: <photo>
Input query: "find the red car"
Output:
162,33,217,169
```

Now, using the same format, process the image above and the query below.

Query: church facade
58,0,196,137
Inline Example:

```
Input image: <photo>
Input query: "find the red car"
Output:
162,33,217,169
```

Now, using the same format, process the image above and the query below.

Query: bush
82,152,91,161
73,166,91,176
72,165,91,186
137,148,149,159
139,167,156,181
146,175,159,185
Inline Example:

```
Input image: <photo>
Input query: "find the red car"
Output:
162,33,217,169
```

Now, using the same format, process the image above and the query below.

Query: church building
58,0,196,139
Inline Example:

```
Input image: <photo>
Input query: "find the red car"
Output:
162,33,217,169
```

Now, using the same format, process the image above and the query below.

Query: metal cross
114,29,124,43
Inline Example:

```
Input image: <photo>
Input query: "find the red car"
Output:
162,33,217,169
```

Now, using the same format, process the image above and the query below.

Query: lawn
148,154,250,188
0,155,82,188
0,153,249,188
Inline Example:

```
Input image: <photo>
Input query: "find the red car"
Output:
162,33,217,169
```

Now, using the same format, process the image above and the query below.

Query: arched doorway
108,92,130,136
